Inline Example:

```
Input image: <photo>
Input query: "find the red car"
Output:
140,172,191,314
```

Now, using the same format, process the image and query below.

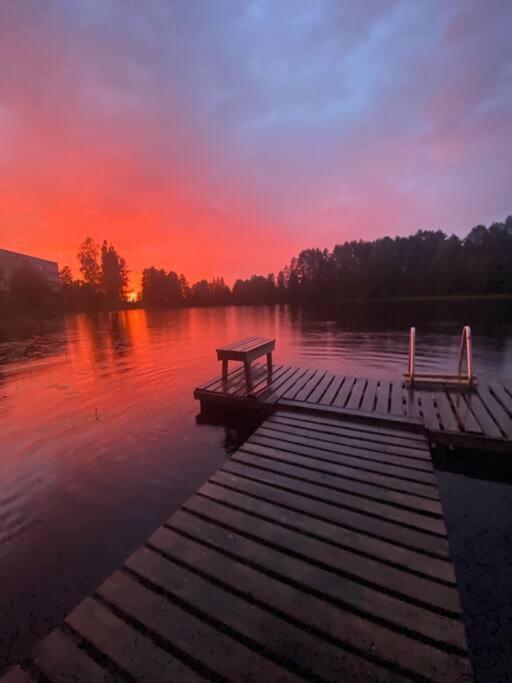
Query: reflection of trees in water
109,311,134,358
0,315,68,365
77,311,137,368
294,299,512,334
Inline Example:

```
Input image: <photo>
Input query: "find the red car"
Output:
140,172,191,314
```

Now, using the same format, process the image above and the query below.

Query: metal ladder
405,325,475,387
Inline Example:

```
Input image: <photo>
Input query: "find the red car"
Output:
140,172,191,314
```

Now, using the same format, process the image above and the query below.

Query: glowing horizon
1,1,511,292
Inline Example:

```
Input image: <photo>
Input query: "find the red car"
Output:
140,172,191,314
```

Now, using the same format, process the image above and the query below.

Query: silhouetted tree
77,237,101,288
101,241,129,305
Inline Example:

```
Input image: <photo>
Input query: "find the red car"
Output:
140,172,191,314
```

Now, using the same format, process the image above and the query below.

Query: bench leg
222,359,228,382
244,359,253,390
266,352,273,379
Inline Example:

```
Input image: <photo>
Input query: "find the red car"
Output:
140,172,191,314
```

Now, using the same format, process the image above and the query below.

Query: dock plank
210,471,453,568
319,375,345,405
222,459,447,535
126,546,397,682
360,377,378,412
242,439,440,498
97,570,299,682
268,413,430,453
66,597,204,682
186,493,462,615
147,528,469,682
33,629,114,682
306,372,335,404
169,511,468,654
233,449,443,515
478,382,512,438
346,377,367,410
264,418,432,464
252,427,436,481
375,380,391,415
449,394,483,434
390,381,405,416
434,391,460,432
332,376,356,408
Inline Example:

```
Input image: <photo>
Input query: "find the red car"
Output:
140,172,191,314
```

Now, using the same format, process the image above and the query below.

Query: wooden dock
2,411,472,682
195,362,512,452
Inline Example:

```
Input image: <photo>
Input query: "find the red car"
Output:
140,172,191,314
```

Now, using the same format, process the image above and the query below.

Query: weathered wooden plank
448,394,483,434
375,381,391,415
433,391,460,432
211,471,452,568
490,378,512,413
97,570,299,683
293,370,326,402
233,449,443,515
33,629,113,682
145,530,469,682
263,419,432,464
404,388,420,418
390,381,405,416
319,375,345,405
169,511,468,653
278,399,425,430
246,435,439,489
235,364,287,398
253,365,296,398
361,378,378,412
283,368,319,401
227,363,269,396
418,391,441,432
222,460,447,535
126,547,400,683
346,378,367,410
0,667,34,683
185,495,462,615
66,597,203,682
268,413,430,453
306,372,335,404
464,392,503,438
477,382,512,438
272,411,428,445
332,376,356,408
259,367,308,404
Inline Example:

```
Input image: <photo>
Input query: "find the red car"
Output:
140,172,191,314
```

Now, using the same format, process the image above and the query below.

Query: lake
1,301,512,681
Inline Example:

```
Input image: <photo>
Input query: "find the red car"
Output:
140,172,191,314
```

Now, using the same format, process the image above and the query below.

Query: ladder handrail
457,325,473,381
408,326,416,383
406,325,474,386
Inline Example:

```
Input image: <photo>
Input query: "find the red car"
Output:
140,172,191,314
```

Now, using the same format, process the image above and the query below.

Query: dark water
1,302,511,681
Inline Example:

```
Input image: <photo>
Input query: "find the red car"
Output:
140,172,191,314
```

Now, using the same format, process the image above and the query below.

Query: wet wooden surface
5,411,472,681
196,363,512,451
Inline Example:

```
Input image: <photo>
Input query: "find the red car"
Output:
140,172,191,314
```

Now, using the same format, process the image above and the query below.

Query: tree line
3,216,511,314
139,216,512,306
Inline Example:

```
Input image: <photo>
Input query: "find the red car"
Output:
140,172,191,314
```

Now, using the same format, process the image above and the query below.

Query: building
0,248,60,293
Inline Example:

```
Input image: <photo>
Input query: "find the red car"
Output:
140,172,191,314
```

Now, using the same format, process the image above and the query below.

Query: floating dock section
195,362,512,452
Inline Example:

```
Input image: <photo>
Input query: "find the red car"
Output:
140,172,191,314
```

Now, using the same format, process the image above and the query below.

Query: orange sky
1,2,510,293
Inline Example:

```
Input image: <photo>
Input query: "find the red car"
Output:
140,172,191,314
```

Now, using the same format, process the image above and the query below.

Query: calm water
1,302,512,681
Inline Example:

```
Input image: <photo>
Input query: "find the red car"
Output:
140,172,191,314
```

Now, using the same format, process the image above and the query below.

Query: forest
138,216,512,307
4,216,512,312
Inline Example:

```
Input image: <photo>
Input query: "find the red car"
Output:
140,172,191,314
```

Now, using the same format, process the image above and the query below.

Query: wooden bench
217,337,275,390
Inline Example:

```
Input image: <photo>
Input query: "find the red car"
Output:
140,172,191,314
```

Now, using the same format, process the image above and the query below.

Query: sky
0,0,511,292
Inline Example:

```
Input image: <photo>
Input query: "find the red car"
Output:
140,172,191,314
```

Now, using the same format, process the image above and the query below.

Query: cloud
0,0,510,288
